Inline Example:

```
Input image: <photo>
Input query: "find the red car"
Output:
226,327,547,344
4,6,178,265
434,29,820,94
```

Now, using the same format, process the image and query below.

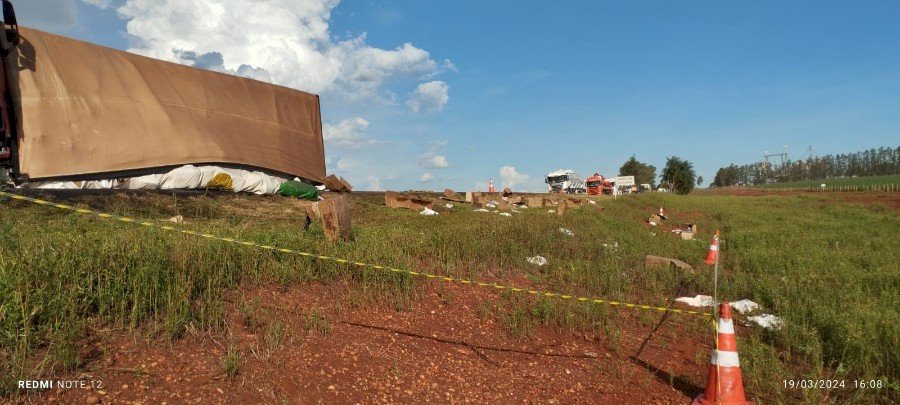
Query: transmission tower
763,145,788,166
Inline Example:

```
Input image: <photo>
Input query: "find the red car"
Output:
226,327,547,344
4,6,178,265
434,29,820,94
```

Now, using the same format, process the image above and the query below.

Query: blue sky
18,0,900,191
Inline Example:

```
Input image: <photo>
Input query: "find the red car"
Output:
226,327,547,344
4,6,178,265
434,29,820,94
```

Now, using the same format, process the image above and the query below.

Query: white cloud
323,117,374,148
417,154,448,169
366,175,383,191
82,0,113,8
335,157,355,171
16,0,78,31
116,0,450,103
408,81,449,113
415,140,449,168
499,166,529,189
419,172,434,183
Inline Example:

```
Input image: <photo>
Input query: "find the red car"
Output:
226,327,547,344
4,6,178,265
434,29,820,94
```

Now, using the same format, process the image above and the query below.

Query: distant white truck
545,169,586,194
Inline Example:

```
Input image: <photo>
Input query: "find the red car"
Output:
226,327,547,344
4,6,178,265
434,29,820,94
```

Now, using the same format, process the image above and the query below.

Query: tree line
712,146,900,187
619,155,698,194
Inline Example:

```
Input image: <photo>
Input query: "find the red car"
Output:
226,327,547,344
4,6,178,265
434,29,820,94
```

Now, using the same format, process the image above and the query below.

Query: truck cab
585,173,613,195
545,169,585,194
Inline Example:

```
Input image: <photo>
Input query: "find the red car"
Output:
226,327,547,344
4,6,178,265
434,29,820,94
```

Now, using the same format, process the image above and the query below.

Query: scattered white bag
547,209,556,214
730,299,760,314
486,203,497,208
748,314,783,330
125,174,164,190
420,208,439,216
559,228,574,237
588,200,597,205
675,295,715,308
235,170,285,195
445,203,454,209
526,256,548,266
474,208,490,212
499,212,512,217
81,179,121,189
33,181,81,189
159,165,203,189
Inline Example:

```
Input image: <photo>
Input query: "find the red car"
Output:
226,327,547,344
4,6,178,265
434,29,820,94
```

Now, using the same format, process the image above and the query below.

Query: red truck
585,173,613,195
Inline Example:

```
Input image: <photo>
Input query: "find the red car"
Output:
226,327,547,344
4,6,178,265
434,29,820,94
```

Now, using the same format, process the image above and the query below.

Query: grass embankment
0,191,897,402
755,174,900,190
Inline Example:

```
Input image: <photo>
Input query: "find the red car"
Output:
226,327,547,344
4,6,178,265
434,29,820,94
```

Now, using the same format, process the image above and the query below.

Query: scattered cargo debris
499,212,512,217
675,295,715,307
323,175,353,192
420,208,439,216
444,203,454,209
730,299,760,314
526,256,548,266
559,228,574,237
385,191,434,211
168,215,184,224
319,193,351,242
748,314,783,330
277,180,319,200
526,197,544,208
671,224,697,240
644,255,693,271
441,189,468,203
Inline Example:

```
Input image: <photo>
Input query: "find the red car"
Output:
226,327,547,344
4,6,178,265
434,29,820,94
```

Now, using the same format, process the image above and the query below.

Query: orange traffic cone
488,179,496,193
704,231,719,265
658,206,667,220
693,302,751,405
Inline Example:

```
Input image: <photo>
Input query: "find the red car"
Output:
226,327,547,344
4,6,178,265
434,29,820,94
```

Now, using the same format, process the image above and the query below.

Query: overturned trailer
0,8,325,190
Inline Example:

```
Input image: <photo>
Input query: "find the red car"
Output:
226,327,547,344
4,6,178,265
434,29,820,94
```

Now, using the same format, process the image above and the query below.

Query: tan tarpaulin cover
8,27,325,182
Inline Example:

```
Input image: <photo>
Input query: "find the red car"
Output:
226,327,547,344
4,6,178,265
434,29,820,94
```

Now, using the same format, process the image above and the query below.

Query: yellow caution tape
0,190,711,318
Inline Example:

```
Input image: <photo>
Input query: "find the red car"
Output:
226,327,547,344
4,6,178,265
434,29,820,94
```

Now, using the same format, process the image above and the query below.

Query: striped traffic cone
658,206,667,220
488,179,496,193
704,231,719,265
693,302,751,404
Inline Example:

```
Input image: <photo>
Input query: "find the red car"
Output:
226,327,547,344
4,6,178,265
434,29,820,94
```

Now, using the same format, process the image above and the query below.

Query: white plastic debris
499,212,512,217
517,204,528,209
492,210,500,213
486,203,497,208
526,256,548,266
602,242,619,249
316,184,327,191
474,208,490,212
588,200,597,205
444,203,454,209
168,215,184,223
559,228,574,237
548,209,556,214
488,200,500,205
730,299,760,314
420,208,439,216
748,314,783,330
675,295,715,308
648,221,658,226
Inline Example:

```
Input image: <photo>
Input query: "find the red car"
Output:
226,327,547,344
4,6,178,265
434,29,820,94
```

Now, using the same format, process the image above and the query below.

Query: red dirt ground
701,189,900,210
15,281,724,405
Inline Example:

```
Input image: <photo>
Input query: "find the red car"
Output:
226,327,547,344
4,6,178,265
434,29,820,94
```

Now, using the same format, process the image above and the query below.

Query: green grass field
0,190,897,402
755,174,900,190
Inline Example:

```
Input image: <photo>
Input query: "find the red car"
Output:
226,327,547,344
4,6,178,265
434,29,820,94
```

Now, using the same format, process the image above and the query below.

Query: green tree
661,156,696,194
618,155,657,187
697,176,704,187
